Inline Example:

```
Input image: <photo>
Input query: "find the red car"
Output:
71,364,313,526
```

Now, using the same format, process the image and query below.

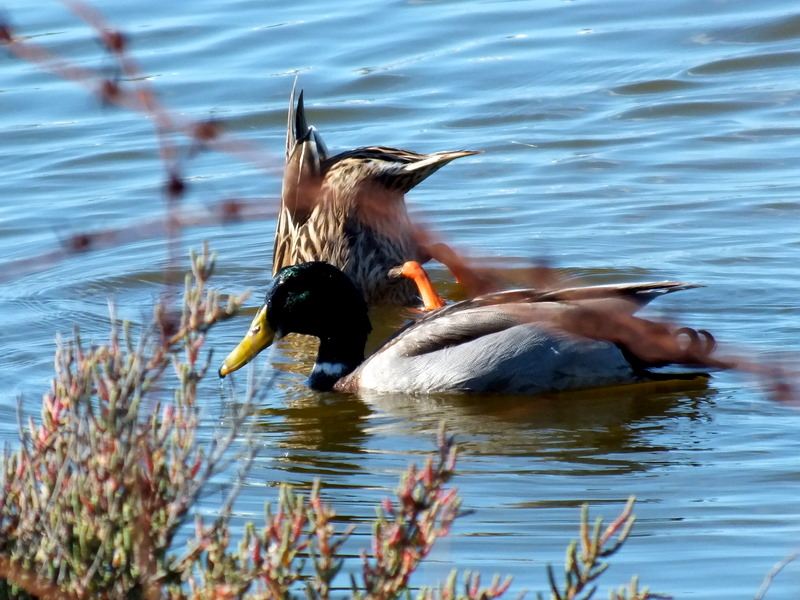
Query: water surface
2,0,800,597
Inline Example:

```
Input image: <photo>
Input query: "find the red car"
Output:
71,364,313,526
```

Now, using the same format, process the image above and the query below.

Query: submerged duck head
218,262,372,390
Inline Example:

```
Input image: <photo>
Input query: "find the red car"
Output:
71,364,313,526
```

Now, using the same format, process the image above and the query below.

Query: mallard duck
218,262,722,395
274,83,480,305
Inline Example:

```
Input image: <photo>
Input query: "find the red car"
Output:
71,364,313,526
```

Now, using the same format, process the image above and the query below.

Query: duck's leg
396,261,446,311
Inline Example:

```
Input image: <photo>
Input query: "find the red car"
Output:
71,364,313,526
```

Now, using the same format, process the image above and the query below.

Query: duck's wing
537,281,701,307
382,281,722,369
405,281,697,326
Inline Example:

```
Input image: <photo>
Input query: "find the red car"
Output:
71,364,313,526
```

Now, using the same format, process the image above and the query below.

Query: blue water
2,0,800,597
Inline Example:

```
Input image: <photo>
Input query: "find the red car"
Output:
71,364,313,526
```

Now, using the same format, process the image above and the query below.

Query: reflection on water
251,393,372,473
362,379,715,461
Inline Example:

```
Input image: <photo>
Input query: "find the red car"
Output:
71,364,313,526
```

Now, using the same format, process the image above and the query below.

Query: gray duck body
341,305,643,394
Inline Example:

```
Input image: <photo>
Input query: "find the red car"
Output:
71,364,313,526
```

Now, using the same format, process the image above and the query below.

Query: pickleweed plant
355,426,477,600
0,243,250,598
540,498,670,600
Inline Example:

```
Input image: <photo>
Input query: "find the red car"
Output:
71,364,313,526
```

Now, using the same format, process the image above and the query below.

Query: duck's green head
218,262,371,378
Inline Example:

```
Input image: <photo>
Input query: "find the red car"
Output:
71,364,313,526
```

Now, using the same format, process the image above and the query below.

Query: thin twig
754,551,800,600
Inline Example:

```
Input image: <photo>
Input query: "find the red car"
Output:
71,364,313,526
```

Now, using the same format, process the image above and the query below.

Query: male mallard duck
274,84,479,305
218,262,722,395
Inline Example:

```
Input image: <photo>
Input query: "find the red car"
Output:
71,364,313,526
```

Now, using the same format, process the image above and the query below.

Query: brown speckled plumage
272,84,479,305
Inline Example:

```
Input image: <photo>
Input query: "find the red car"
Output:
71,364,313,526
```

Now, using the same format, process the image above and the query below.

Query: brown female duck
273,84,479,305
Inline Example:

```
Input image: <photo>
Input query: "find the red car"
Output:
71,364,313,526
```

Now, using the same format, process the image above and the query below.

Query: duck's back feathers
538,280,701,305
399,281,698,337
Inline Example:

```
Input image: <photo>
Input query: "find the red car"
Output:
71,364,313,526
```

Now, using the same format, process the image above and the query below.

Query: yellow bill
218,306,275,377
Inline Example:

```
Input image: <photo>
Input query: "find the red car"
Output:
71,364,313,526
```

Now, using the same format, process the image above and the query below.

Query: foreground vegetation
0,246,664,600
